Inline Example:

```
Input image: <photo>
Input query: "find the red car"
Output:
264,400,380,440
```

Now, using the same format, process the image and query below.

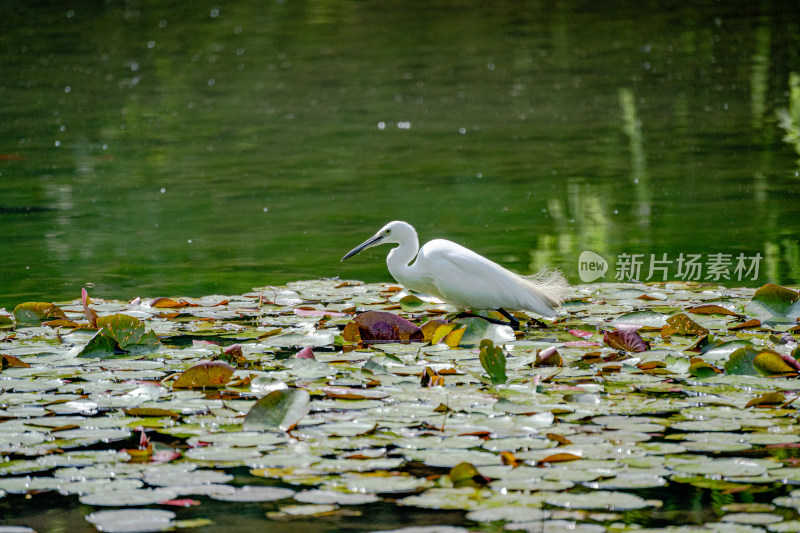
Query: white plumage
341,221,568,319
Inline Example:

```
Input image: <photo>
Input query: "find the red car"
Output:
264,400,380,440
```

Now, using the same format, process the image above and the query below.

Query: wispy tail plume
525,268,570,309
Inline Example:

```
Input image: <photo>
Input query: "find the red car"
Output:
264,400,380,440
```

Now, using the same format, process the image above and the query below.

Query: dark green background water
2,0,800,310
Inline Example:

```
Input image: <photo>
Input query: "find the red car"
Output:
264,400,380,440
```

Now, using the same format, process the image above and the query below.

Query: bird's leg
454,309,520,331
496,308,521,330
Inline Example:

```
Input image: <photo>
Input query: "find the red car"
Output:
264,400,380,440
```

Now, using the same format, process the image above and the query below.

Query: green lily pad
243,388,310,432
13,302,67,326
747,283,800,323
78,314,161,358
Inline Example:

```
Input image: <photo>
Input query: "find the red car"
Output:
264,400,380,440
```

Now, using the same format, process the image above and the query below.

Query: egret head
341,221,416,261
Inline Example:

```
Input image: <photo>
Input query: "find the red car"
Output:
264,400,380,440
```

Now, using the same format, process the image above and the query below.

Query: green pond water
2,1,800,531
2,1,800,311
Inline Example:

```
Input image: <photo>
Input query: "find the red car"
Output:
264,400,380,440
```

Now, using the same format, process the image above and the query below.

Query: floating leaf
728,319,762,331
665,355,691,373
13,302,67,326
747,283,800,322
420,319,450,341
150,297,191,308
688,304,739,316
78,314,162,358
1,354,30,369
745,392,787,408
346,311,423,343
449,462,488,488
443,326,466,348
399,294,426,312
603,328,648,352
479,339,507,385
689,360,718,378
172,361,234,389
661,313,709,337
539,453,582,463
243,388,310,432
613,311,667,329
123,408,179,419
85,509,176,533
725,346,796,376
753,352,800,376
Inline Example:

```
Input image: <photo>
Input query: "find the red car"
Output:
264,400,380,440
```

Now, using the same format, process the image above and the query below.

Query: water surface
2,1,799,307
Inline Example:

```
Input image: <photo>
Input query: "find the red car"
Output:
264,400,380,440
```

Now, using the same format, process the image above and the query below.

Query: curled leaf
421,366,444,387
82,288,98,328
534,346,562,367
295,347,315,359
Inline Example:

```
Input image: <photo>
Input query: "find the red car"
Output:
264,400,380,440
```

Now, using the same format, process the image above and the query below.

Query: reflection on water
1,1,800,308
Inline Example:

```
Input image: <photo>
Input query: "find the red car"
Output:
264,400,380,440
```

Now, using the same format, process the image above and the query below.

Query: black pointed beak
341,233,385,261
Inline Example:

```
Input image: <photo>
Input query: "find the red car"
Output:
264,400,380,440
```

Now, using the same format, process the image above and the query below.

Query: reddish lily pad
344,311,423,343
82,288,99,328
603,328,648,352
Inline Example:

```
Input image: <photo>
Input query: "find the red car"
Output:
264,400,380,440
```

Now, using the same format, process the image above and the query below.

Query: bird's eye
384,229,391,235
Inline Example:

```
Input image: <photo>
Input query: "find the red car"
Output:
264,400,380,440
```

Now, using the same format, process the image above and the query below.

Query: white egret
341,221,568,328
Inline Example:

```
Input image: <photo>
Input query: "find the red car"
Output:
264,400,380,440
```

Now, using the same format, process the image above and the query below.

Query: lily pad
79,314,161,358
85,509,176,533
747,283,800,322
172,361,234,389
344,311,424,343
13,302,67,326
243,388,310,431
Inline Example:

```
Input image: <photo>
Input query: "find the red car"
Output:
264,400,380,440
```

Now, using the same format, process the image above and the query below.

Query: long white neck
386,231,419,286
